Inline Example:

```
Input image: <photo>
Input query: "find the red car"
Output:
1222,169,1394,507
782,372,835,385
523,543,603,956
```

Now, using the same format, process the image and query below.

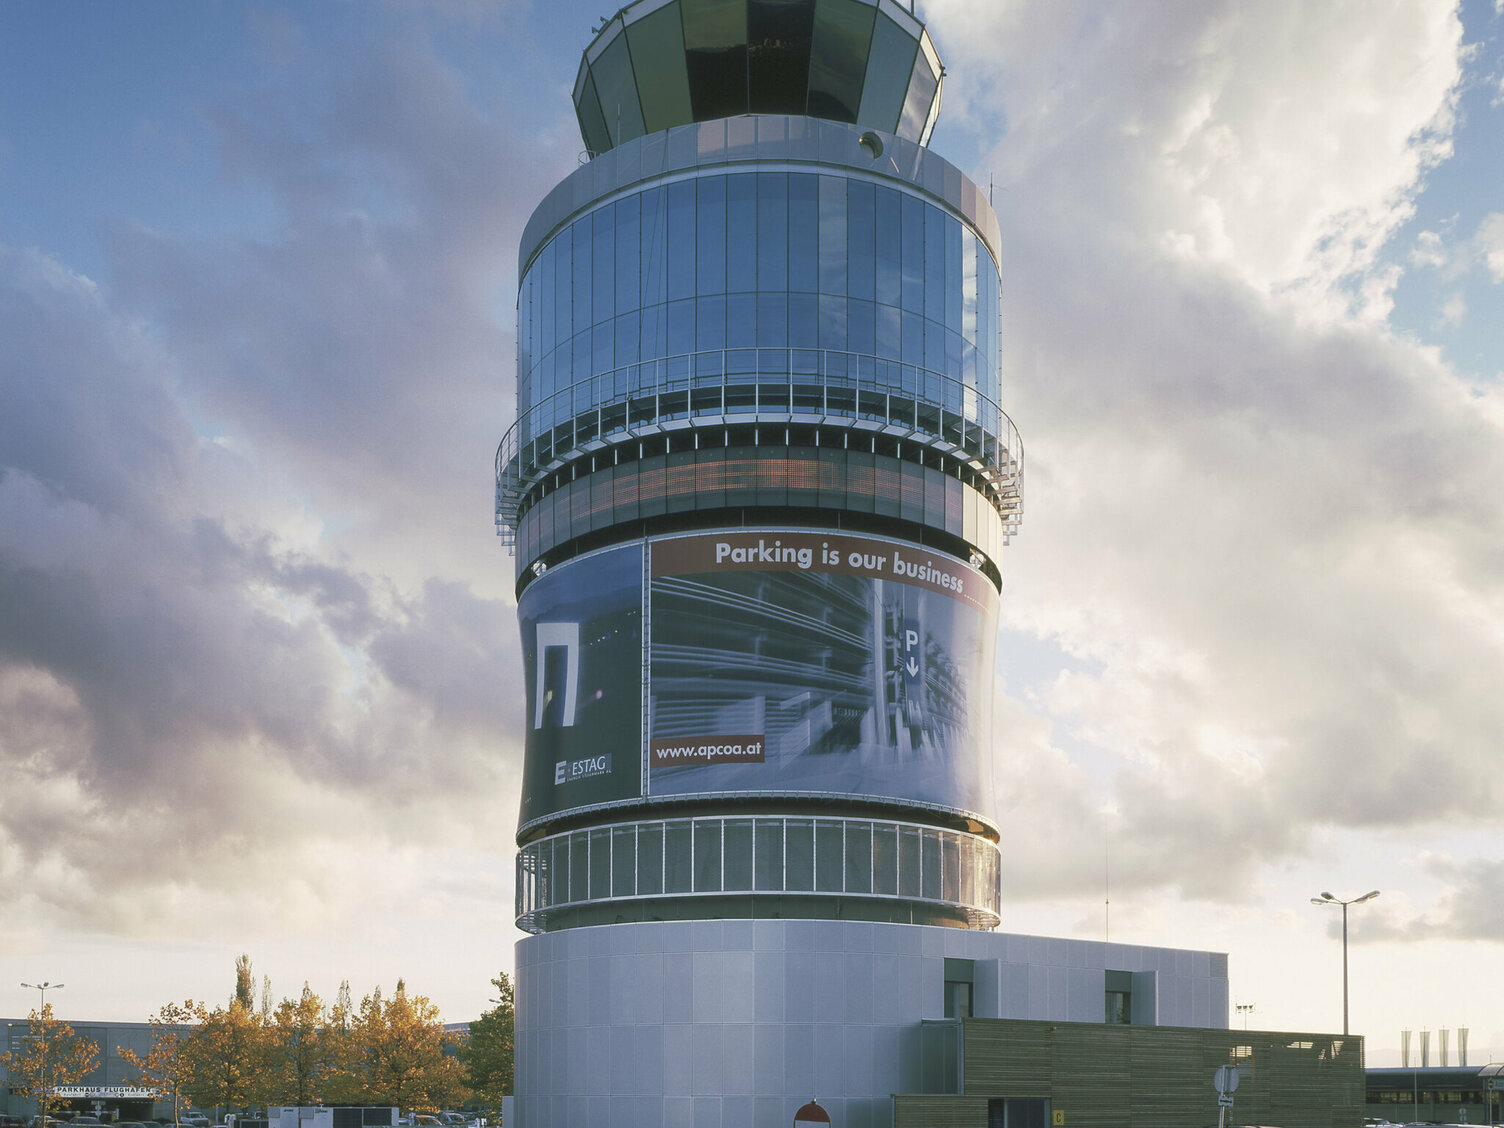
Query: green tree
459,973,514,1109
118,1002,196,1127
0,1004,100,1124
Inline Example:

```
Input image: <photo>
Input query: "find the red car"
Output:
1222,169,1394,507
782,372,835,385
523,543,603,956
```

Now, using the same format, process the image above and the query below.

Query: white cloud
928,0,1463,318
905,2,1504,908
1478,212,1504,281
1411,229,1450,269
1437,291,1467,328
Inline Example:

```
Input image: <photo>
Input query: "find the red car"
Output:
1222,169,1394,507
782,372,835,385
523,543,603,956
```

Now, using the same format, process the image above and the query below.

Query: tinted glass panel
697,176,727,295
626,4,694,130
857,12,917,133
874,185,901,305
900,46,940,140
754,818,784,890
570,831,589,901
749,0,815,115
571,220,592,330
815,820,844,891
616,196,641,312
920,829,942,900
807,0,875,122
757,174,788,290
591,37,647,146
724,818,754,891
727,174,758,292
634,824,664,896
924,203,945,325
612,826,637,896
872,823,897,895
694,819,723,891
575,68,611,157
788,173,819,291
785,818,814,891
684,0,749,120
844,820,872,894
668,180,697,300
818,174,846,295
897,826,920,897
641,187,668,308
665,821,693,893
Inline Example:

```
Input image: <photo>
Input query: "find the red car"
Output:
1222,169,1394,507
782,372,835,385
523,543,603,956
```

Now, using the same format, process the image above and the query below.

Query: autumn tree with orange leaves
118,1002,196,1126
178,998,267,1113
140,959,475,1115
329,980,465,1112
266,985,332,1106
0,1004,100,1124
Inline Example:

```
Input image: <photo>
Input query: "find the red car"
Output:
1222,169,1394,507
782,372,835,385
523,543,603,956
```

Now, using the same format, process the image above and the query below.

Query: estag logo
554,754,612,784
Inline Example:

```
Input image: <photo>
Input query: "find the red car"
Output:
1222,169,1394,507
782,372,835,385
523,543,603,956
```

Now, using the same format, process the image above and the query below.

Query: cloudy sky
2,0,1502,1068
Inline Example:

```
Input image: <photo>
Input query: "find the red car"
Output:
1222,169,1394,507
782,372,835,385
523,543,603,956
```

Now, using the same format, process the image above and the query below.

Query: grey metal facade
512,921,1230,1127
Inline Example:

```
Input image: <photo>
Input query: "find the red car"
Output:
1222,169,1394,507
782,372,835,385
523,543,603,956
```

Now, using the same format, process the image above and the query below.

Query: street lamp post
19,983,64,1125
1310,890,1379,1036
20,982,64,1010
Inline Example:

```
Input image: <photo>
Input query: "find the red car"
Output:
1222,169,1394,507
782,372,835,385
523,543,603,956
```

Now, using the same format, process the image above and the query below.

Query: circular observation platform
494,358,1023,571
574,0,944,156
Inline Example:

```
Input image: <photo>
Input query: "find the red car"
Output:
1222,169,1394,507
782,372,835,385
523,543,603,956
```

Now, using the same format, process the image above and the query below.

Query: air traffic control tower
496,2,1222,1123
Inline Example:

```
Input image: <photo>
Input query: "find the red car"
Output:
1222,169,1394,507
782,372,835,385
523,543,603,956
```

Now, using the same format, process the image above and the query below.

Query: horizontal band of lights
515,447,1009,565
515,813,1000,933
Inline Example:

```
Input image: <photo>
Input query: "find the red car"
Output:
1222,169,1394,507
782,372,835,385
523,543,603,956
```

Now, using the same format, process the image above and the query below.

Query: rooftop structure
571,0,944,155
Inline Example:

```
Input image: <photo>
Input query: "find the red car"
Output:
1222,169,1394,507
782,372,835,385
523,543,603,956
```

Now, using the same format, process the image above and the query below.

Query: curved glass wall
515,813,1001,933
516,170,1000,443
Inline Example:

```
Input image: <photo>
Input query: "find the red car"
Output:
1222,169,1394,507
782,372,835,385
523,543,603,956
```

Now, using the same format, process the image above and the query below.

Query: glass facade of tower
516,171,1001,430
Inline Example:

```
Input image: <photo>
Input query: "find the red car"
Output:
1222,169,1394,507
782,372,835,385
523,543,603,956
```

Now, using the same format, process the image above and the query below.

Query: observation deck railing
515,812,1001,934
495,348,1023,548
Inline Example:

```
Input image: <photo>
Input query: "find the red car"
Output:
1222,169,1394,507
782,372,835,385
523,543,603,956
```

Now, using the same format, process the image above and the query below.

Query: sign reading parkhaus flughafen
493,3,1357,1126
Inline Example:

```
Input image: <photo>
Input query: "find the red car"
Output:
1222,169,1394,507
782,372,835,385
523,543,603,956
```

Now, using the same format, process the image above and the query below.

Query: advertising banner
647,531,998,818
516,542,643,824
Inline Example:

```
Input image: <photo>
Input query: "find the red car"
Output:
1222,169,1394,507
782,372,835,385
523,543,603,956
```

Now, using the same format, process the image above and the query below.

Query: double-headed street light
1310,890,1379,1035
19,982,64,1125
